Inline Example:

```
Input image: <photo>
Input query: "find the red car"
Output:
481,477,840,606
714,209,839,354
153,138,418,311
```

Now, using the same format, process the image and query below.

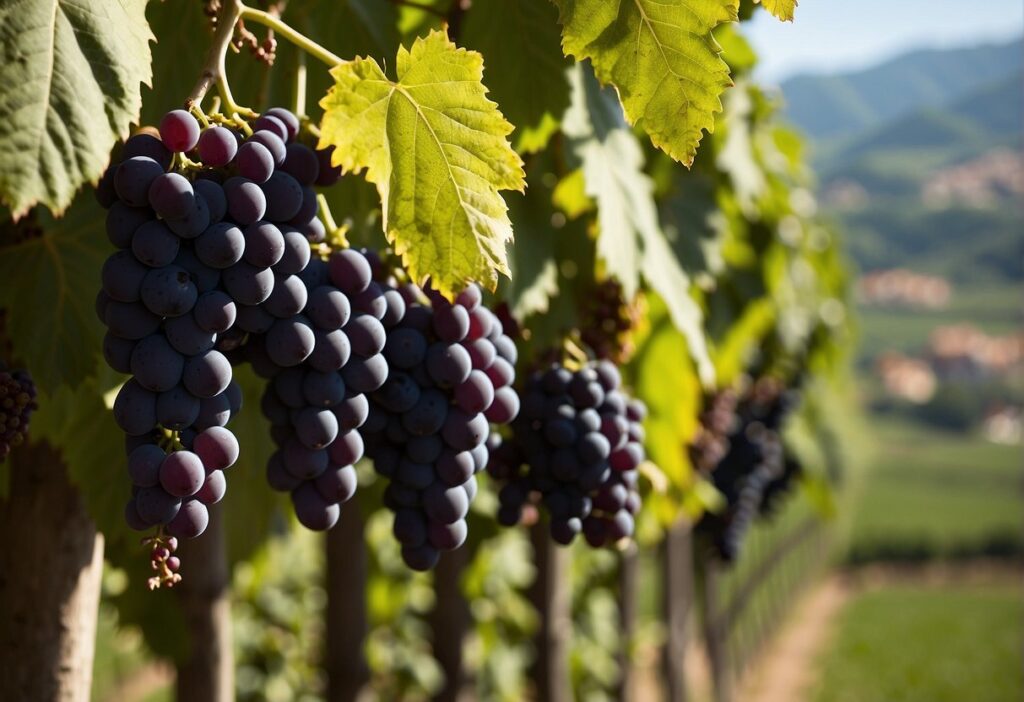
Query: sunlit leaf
319,30,526,299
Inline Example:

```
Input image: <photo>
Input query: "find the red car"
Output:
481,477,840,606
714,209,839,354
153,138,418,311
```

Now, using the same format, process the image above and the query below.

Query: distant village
858,268,1022,445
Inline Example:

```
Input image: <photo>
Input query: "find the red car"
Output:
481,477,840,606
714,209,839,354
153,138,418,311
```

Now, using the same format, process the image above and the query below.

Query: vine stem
185,0,251,118
239,5,343,66
294,46,308,118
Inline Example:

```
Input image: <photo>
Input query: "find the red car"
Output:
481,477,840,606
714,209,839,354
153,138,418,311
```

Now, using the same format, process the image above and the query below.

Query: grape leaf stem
238,6,343,67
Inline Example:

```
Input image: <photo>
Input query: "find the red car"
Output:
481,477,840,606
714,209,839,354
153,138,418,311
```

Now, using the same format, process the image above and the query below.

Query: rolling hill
775,37,1023,288
780,38,1023,145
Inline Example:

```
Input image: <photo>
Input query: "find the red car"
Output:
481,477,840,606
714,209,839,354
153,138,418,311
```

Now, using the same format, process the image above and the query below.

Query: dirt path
736,576,850,702
735,560,1023,702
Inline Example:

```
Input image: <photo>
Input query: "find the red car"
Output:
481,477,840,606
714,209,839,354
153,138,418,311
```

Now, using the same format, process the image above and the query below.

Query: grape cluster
489,360,646,547
696,379,802,561
251,249,388,530
95,106,335,543
0,365,37,461
689,390,739,473
145,534,181,590
578,279,644,364
362,283,520,571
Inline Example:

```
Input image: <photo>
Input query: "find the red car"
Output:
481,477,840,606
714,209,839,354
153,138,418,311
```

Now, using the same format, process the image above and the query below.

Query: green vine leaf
0,0,153,218
551,0,738,166
756,0,798,22
318,30,526,299
462,0,571,153
563,64,713,383
0,197,107,391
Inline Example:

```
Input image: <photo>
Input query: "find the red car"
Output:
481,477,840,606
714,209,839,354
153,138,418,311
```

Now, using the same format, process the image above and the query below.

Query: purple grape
249,130,287,166
275,227,312,275
102,250,148,302
122,133,172,170
194,426,239,470
236,141,275,183
156,385,201,430
130,333,185,392
140,265,198,317
115,156,164,207
132,220,180,267
113,379,158,436
159,109,200,152
128,443,165,487
265,107,299,140
260,171,303,221
193,290,236,333
224,177,267,224
183,350,232,398
166,499,209,538
243,221,285,267
148,172,195,219
164,313,216,355
159,451,206,497
197,126,238,166
282,143,319,184
265,317,316,367
194,179,227,222
106,201,152,249
104,300,162,340
135,486,181,525
291,483,340,530
328,249,371,295
222,262,275,305
196,470,227,504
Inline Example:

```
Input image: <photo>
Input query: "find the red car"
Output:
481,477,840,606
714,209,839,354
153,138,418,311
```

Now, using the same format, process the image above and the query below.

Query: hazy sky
744,0,1024,82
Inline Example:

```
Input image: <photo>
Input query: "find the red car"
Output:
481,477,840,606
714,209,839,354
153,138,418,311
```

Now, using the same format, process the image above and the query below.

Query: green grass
845,418,1023,563
813,583,1024,702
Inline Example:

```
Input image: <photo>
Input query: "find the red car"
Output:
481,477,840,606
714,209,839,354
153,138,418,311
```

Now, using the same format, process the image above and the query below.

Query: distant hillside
780,39,1023,144
781,39,1024,289
822,70,1024,192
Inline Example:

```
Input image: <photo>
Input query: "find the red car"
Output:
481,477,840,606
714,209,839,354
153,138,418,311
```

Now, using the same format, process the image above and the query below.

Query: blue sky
744,0,1024,82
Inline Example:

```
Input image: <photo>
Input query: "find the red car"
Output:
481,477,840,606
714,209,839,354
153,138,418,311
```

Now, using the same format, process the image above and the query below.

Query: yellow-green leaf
318,30,526,299
0,0,153,218
551,0,738,166
757,0,798,22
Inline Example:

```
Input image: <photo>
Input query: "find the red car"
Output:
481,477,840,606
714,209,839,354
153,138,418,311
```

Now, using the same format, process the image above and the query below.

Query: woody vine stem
185,0,343,118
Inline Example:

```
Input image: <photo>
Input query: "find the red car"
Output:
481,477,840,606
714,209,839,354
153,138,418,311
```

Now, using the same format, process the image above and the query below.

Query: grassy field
844,417,1022,563
812,583,1024,702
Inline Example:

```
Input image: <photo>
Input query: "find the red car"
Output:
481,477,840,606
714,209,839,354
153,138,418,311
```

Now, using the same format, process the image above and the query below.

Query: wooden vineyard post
699,553,733,702
616,543,639,702
430,546,472,702
326,500,370,702
0,442,104,702
661,521,694,702
528,523,572,702
175,501,234,702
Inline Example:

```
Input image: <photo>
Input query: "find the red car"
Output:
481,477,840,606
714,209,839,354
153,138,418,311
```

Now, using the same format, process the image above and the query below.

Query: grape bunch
696,379,802,561
489,360,646,547
362,283,520,571
0,365,37,461
689,390,739,473
251,249,388,530
578,278,644,364
95,106,334,546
